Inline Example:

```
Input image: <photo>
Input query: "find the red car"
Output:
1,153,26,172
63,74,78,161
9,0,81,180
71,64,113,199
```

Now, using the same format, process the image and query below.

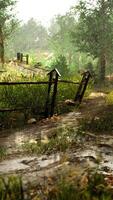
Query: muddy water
0,154,61,174
0,126,39,148
0,124,56,152
0,112,80,152
0,136,113,176
74,141,113,174
0,108,113,181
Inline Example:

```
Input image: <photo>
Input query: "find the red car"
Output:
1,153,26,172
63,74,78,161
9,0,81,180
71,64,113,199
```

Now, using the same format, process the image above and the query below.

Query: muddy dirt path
0,92,113,188
0,92,106,151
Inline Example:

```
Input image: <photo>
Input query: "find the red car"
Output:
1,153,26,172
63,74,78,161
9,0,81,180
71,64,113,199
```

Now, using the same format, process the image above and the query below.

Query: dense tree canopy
0,0,17,64
2,0,113,82
49,14,76,65
7,18,49,56
71,0,113,80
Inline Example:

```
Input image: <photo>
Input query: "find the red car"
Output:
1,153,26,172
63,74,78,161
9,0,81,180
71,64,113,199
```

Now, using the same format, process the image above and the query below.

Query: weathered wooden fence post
74,71,91,103
45,68,61,117
20,53,23,63
17,52,21,62
17,53,29,64
50,69,61,117
45,71,53,117
26,54,29,65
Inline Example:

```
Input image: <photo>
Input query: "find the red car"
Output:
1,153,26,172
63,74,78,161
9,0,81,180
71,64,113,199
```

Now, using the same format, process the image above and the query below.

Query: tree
71,0,113,81
49,13,76,66
7,18,49,56
51,55,69,77
0,0,17,64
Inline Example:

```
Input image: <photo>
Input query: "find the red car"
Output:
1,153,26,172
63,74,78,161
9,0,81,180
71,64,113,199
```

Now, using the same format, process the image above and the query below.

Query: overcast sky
16,0,78,26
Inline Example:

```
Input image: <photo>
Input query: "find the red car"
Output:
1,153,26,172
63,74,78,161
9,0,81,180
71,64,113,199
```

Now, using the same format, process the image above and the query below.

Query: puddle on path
74,143,113,174
0,154,61,174
1,107,113,178
0,111,81,153
0,157,33,173
0,127,40,148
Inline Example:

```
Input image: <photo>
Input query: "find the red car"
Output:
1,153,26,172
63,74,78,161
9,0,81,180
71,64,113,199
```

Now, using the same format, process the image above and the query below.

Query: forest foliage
1,0,113,80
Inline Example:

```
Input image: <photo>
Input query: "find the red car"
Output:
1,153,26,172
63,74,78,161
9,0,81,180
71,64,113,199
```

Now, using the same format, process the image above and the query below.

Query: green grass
23,136,69,155
79,111,113,133
106,90,113,104
0,71,79,128
47,173,113,200
22,126,76,155
0,172,112,200
0,176,24,200
0,147,7,160
0,64,93,128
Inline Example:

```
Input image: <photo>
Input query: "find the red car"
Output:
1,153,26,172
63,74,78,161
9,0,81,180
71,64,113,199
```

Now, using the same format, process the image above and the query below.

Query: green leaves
71,0,113,80
7,18,49,56
48,14,76,66
51,55,69,77
0,0,17,63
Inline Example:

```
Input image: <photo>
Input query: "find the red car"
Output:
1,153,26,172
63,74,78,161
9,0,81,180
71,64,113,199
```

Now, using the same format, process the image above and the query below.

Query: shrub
80,112,113,132
51,55,69,77
47,173,113,200
106,91,113,104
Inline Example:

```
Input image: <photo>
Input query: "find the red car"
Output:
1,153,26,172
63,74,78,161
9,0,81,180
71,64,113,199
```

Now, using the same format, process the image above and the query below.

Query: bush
80,112,113,132
47,173,113,200
51,55,69,77
106,91,113,104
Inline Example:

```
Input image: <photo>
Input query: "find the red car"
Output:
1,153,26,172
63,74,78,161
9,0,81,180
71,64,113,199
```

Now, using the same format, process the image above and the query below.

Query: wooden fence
0,69,91,117
17,52,29,65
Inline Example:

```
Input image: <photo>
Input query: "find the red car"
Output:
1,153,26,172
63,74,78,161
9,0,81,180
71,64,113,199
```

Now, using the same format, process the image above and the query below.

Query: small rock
27,118,37,124
65,99,76,106
101,166,110,172
42,156,48,161
29,139,37,144
85,156,98,163
94,116,100,120
89,92,106,98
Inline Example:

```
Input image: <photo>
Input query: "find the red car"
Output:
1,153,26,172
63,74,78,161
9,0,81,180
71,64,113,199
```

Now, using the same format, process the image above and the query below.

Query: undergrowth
106,90,113,104
0,71,79,128
80,112,113,133
0,147,7,160
22,126,78,155
22,125,85,155
0,172,113,200
0,176,24,200
47,172,113,200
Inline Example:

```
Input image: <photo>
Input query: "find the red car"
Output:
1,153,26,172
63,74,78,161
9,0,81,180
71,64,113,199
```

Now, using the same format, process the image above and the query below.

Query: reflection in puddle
38,154,60,168
0,154,61,174
0,128,39,148
77,149,98,158
75,146,113,174
0,157,32,173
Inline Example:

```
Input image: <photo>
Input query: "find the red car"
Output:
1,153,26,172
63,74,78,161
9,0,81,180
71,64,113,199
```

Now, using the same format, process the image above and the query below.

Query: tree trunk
99,1,106,82
68,53,72,66
99,53,106,82
0,28,5,65
0,40,5,64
